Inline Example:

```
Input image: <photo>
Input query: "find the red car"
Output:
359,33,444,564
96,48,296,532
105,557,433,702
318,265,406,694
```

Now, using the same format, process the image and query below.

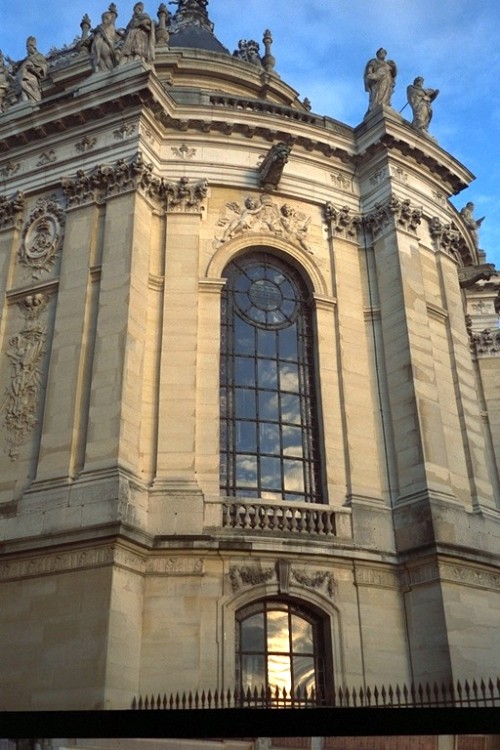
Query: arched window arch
220,250,323,503
235,598,329,705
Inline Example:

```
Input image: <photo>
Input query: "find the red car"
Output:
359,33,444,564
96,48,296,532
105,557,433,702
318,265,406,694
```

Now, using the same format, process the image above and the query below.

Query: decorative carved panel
0,191,25,231
18,198,65,279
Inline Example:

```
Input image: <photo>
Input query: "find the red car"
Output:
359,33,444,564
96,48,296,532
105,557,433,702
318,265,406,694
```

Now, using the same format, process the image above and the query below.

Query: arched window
235,599,328,705
220,251,323,503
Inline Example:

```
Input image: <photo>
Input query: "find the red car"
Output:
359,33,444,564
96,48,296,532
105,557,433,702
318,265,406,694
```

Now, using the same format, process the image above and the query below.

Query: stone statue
460,201,485,250
15,37,47,103
120,2,156,64
0,51,11,111
233,39,262,67
407,77,439,132
363,48,397,112
90,8,121,72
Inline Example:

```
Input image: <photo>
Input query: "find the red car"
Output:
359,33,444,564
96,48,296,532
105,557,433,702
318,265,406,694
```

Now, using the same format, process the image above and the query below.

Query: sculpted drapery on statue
407,76,439,132
460,202,485,250
90,7,122,72
363,48,397,112
121,2,156,64
15,37,47,102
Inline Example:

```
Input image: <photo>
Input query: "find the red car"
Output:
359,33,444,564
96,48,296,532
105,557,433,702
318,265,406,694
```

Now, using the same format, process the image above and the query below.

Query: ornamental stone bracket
458,264,496,289
468,327,500,358
215,194,314,254
0,191,25,231
61,153,208,212
18,198,65,279
229,559,336,599
364,196,422,238
428,215,476,266
3,292,51,460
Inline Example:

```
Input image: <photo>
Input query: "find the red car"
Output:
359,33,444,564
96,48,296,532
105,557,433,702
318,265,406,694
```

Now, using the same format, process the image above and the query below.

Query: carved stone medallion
19,198,65,278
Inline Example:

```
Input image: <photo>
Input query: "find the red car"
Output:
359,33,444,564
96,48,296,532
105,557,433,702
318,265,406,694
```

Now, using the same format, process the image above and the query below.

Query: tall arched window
220,251,323,503
235,599,328,705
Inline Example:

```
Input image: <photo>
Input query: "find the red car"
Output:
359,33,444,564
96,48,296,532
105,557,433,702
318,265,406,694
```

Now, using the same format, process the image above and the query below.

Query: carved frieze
147,557,204,575
113,122,137,140
0,191,25,230
36,150,57,167
0,161,21,179
3,293,50,459
354,566,401,589
330,172,353,192
215,195,313,253
365,196,422,237
18,198,65,279
229,562,336,599
324,202,361,239
75,135,97,153
171,144,197,159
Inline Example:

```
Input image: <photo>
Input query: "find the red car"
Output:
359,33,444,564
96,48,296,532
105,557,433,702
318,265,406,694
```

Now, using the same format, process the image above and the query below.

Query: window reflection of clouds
241,613,265,650
267,610,289,652
236,455,257,486
291,615,314,651
284,460,305,493
260,456,281,489
242,654,266,690
236,421,257,452
268,654,292,692
235,357,254,386
279,362,299,392
282,425,303,457
235,388,256,418
259,422,280,454
281,393,301,425
257,359,277,388
293,656,316,692
258,391,279,421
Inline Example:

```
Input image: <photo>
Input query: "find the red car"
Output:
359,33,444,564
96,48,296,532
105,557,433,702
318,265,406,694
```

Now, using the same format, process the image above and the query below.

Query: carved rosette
3,293,50,460
365,197,422,238
0,191,25,231
215,195,314,254
18,198,65,279
324,202,361,240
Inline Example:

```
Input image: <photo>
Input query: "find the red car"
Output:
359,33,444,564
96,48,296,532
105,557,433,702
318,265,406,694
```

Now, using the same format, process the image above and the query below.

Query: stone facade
1,2,500,712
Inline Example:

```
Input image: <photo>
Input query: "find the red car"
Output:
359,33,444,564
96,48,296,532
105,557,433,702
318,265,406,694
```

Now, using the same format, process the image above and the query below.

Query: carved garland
229,561,336,599
18,198,65,279
0,191,25,231
3,293,50,460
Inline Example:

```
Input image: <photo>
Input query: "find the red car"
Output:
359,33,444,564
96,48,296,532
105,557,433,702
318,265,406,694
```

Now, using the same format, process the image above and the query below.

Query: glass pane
235,389,256,419
257,328,277,357
278,324,298,360
279,362,299,392
234,316,254,354
258,359,277,389
282,425,303,457
242,654,266,691
258,391,279,421
236,421,257,452
241,613,265,651
291,615,314,652
267,654,292,693
267,610,290,653
260,456,281,490
281,393,301,424
235,357,254,386
293,656,316,694
259,422,280,455
283,460,305,493
236,455,257,487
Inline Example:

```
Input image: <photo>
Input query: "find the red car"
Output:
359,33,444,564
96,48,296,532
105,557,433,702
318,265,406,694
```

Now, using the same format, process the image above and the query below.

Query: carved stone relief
330,172,353,192
18,198,65,279
365,196,422,238
36,150,57,167
3,293,50,460
147,557,204,575
215,195,313,253
61,154,207,212
229,562,336,599
113,122,137,140
0,191,25,230
171,144,196,159
75,135,97,153
0,161,20,179
469,328,500,357
324,202,361,239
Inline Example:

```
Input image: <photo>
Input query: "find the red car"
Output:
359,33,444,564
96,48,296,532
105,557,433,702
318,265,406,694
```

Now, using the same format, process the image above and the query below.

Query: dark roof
168,26,230,55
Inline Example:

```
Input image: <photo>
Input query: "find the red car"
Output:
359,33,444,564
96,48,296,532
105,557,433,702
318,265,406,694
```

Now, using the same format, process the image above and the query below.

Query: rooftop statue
90,7,122,72
363,48,397,112
407,76,439,133
460,201,485,250
233,39,263,67
15,37,47,103
0,51,11,111
170,0,209,10
120,2,156,64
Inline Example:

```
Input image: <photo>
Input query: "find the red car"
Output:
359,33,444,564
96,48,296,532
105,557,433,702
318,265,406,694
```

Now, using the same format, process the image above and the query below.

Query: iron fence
131,677,500,710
